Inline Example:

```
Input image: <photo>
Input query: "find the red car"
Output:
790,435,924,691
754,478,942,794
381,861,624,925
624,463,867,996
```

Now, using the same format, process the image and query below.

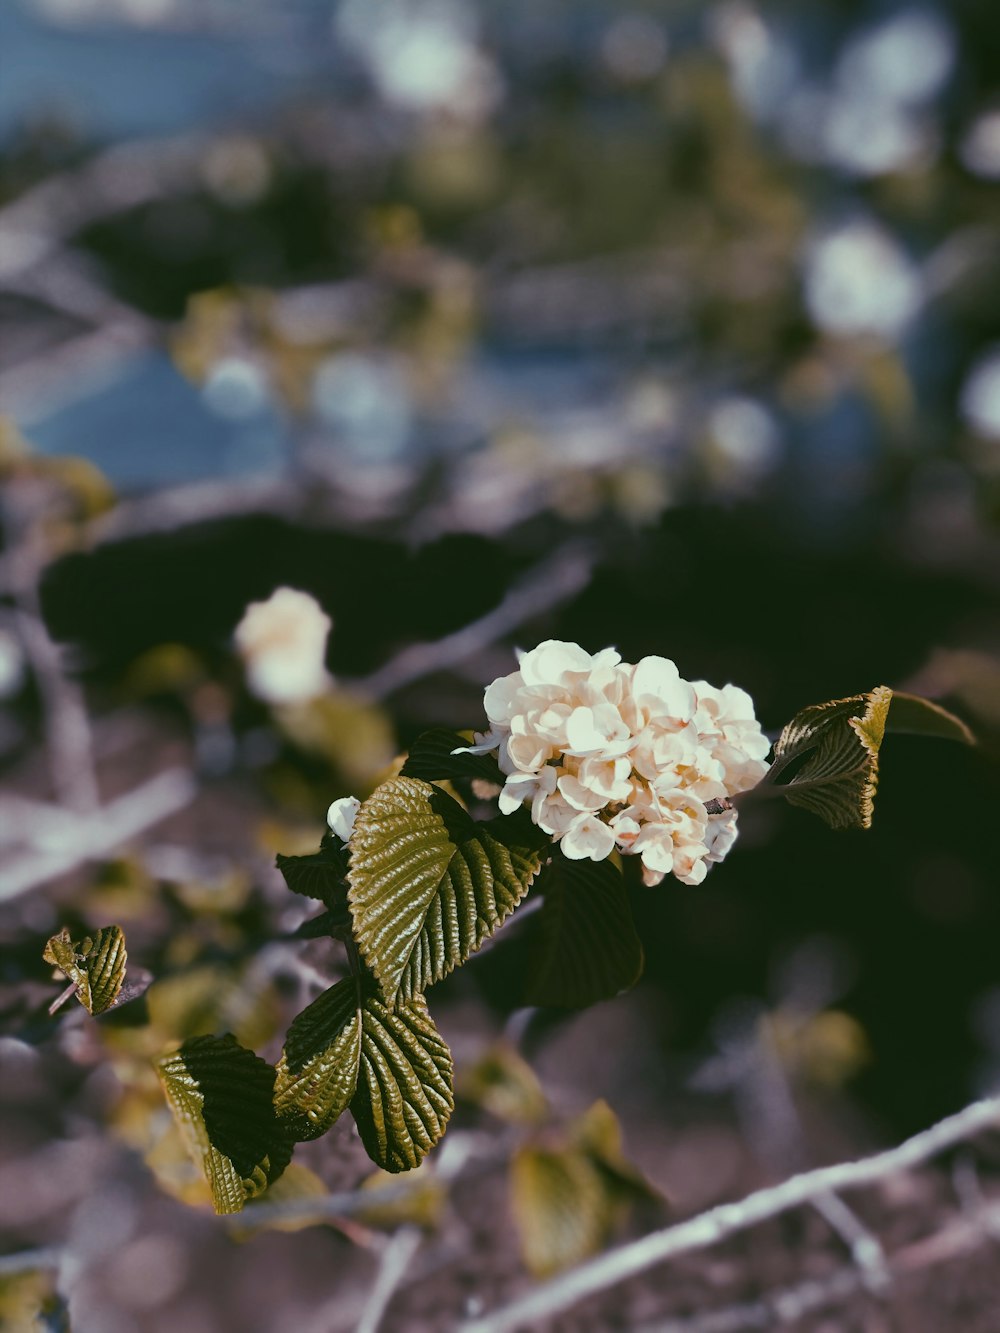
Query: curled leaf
769,687,892,830
43,925,127,1015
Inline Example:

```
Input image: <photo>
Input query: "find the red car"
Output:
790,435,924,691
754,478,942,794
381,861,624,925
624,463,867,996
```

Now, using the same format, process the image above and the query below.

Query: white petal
560,813,616,861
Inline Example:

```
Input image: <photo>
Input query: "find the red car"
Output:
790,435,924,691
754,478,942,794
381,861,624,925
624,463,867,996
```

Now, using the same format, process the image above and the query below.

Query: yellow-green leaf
274,977,363,1141
525,852,644,1008
770,687,892,830
348,776,542,1007
43,924,127,1015
157,1034,292,1215
510,1146,609,1277
350,993,453,1173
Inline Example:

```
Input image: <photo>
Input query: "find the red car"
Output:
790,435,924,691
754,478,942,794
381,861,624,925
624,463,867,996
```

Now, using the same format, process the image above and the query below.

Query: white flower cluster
459,640,770,886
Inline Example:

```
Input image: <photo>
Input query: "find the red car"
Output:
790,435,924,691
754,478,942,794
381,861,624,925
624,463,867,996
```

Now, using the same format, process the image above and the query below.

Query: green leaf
273,977,363,1141
276,834,349,907
157,1034,292,1215
348,776,543,1007
769,687,892,830
885,691,975,745
350,993,454,1173
510,1146,609,1276
43,924,127,1015
525,852,644,1008
400,728,505,786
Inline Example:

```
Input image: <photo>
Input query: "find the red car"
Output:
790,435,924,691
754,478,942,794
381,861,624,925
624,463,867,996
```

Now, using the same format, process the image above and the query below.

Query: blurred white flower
804,222,922,340
234,587,332,705
960,110,1000,180
0,628,26,700
458,640,770,884
960,346,1000,441
327,795,361,843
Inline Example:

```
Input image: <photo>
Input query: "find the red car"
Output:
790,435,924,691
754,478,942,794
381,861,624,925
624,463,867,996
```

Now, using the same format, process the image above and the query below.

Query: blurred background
2,0,1000,1329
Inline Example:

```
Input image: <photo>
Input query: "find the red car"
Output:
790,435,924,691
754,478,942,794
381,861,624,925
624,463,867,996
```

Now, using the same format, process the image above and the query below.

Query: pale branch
0,767,196,901
462,1093,1000,1333
345,543,595,701
0,1247,62,1278
354,1227,424,1333
643,1198,1000,1333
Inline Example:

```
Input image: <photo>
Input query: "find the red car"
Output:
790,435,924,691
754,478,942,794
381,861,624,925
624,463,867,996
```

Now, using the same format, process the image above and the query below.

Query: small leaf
157,1034,292,1215
276,834,349,907
350,993,454,1173
348,777,542,1007
525,852,644,1008
770,687,892,830
400,728,505,786
273,977,363,1141
43,924,127,1015
510,1146,609,1277
885,691,975,746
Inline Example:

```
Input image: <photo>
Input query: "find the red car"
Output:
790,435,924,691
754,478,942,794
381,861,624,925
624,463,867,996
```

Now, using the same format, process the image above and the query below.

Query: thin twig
346,543,595,701
354,1227,424,1333
635,1200,1000,1332
462,1094,1000,1333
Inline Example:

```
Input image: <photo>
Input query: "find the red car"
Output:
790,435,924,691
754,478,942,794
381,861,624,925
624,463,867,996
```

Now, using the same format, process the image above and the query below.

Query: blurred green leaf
569,1099,660,1202
274,977,363,1142
459,1041,548,1125
350,993,453,1173
349,776,542,1007
400,728,505,786
525,852,643,1008
157,1034,291,1215
770,687,892,830
510,1145,609,1277
43,924,127,1016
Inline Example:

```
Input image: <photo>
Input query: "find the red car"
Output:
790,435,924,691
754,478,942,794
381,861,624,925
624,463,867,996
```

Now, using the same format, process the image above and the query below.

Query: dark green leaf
510,1146,609,1276
157,1034,292,1215
350,993,454,1173
769,687,892,830
348,776,542,1007
525,852,644,1008
274,977,363,1141
276,834,349,907
400,728,504,786
885,691,975,745
291,906,351,941
43,924,127,1015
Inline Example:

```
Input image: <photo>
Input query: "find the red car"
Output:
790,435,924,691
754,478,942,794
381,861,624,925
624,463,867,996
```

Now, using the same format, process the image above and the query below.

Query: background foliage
2,1,1000,1329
